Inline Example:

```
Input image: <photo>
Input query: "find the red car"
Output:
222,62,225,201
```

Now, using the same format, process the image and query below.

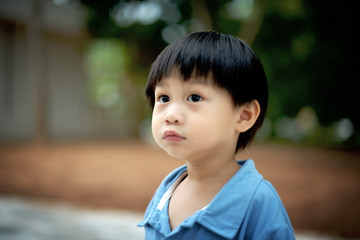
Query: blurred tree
79,0,359,148
253,0,359,147
307,0,359,147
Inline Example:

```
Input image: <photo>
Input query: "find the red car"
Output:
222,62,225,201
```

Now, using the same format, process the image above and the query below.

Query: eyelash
158,95,170,103
156,94,203,103
187,94,202,102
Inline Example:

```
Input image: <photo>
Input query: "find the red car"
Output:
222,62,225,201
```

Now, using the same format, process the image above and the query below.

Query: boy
138,31,295,239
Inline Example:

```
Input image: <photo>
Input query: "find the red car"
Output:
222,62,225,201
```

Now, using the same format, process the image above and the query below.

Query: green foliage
80,0,359,148
253,0,359,148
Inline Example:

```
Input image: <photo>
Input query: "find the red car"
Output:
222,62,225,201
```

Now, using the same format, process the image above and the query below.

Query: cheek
151,114,162,140
199,111,237,137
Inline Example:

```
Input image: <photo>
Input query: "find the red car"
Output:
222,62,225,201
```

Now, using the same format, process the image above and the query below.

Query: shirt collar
138,165,188,236
139,160,263,239
196,159,263,239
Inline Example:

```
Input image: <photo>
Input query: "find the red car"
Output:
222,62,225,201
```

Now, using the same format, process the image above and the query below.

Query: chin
161,148,186,160
164,150,183,159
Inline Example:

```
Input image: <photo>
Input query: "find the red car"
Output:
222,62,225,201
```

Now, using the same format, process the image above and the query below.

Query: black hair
145,31,268,152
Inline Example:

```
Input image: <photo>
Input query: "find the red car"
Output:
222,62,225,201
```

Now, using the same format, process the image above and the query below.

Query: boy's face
151,70,241,162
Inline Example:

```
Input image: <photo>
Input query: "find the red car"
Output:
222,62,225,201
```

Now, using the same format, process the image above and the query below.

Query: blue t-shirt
138,159,295,240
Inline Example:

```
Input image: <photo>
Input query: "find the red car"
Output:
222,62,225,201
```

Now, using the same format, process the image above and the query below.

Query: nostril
165,117,180,124
164,107,182,124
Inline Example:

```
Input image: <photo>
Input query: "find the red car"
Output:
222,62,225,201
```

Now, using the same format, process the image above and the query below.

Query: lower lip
163,135,185,142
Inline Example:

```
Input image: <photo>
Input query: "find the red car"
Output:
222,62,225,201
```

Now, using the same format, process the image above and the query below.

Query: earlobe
235,100,260,133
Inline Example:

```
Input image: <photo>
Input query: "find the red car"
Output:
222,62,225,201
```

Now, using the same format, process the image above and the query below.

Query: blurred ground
0,196,144,240
0,141,359,239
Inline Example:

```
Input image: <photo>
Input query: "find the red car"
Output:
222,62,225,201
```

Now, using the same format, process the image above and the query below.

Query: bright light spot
275,107,319,142
52,0,79,8
256,118,272,141
136,2,162,25
112,1,162,27
226,0,254,20
275,117,302,141
334,118,354,141
112,3,137,27
53,0,69,5
296,106,318,133
96,83,119,109
161,24,186,43
84,39,130,117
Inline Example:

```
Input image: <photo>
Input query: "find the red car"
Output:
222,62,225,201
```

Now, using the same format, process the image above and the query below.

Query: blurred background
0,0,359,239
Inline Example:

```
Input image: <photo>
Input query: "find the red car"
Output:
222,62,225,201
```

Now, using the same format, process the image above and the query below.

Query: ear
235,100,261,133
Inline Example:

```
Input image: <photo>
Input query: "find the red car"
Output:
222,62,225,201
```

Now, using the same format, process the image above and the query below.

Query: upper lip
163,130,185,139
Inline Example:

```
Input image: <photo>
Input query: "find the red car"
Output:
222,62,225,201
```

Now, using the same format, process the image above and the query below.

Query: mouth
163,130,185,142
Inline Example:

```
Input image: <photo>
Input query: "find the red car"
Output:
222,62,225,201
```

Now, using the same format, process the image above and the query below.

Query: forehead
156,68,214,88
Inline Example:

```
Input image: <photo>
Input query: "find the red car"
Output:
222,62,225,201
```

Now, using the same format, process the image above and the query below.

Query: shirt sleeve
270,225,296,240
242,180,295,240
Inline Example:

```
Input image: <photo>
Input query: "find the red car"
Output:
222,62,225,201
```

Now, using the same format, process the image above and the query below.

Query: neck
185,154,240,184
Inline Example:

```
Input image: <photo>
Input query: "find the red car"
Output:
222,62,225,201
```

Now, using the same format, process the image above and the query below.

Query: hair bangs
146,32,227,106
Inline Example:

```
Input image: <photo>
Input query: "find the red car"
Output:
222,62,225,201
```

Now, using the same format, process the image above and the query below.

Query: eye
187,94,203,102
158,95,170,103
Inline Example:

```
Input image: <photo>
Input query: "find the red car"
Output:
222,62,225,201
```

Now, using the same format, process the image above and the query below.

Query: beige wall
0,0,134,142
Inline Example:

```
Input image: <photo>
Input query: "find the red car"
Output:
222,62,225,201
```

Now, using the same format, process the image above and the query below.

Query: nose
164,103,184,125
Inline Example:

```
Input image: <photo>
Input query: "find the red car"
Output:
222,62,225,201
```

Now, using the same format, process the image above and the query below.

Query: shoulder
236,160,294,238
253,179,284,206
244,179,295,239
237,160,287,215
